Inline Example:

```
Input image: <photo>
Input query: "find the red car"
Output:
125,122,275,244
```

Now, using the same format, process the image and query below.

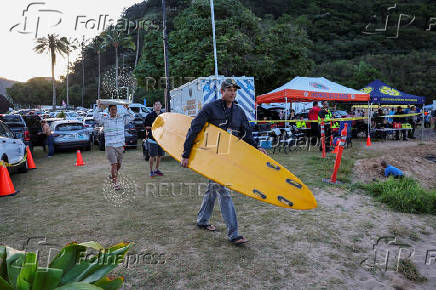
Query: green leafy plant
0,241,132,290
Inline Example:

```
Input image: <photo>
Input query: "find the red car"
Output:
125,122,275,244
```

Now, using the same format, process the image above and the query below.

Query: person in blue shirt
387,108,395,124
381,161,404,179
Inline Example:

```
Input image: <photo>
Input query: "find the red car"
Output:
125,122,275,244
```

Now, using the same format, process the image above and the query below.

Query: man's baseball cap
221,78,241,90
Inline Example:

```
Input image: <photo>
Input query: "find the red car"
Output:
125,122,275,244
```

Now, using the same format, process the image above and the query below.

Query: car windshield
67,112,79,117
130,107,140,113
0,122,15,138
55,123,84,131
0,115,21,123
85,120,95,125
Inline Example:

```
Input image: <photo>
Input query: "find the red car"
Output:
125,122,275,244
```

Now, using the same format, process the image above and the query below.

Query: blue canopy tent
360,80,425,105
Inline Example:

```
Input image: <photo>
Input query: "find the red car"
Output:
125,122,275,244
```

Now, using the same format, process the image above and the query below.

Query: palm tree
89,36,105,100
63,37,78,106
34,34,69,110
103,28,134,96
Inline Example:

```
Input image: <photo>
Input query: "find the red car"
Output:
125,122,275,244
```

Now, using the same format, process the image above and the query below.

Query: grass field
1,140,435,289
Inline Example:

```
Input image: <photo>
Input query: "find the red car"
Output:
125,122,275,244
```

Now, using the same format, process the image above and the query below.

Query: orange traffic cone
0,163,19,197
26,146,36,169
366,135,372,146
75,150,86,166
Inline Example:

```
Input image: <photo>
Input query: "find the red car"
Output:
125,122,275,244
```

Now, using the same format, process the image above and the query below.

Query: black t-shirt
145,111,162,140
318,108,328,119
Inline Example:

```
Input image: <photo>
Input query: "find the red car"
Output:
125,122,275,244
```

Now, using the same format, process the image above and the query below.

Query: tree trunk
98,52,101,99
82,51,85,108
135,27,141,68
66,52,69,106
51,49,56,111
115,46,119,96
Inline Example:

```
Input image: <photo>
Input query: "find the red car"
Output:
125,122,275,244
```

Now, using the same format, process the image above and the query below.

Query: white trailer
170,76,256,121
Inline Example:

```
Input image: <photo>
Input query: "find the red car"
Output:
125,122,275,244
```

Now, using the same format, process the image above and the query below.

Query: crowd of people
252,102,435,152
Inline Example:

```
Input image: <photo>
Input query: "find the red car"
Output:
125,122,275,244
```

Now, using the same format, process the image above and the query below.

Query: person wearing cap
181,78,267,245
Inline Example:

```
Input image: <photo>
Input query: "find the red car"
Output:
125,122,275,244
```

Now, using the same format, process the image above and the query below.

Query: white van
129,103,151,118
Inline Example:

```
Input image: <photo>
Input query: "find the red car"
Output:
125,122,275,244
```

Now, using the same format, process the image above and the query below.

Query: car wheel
18,160,28,173
84,141,91,151
98,140,105,151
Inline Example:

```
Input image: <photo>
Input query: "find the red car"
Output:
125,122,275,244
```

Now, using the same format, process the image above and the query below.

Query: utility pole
81,35,85,108
210,0,218,78
210,0,219,99
162,0,171,112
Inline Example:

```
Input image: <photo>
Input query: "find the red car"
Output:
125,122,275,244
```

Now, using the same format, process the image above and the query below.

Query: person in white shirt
94,100,135,189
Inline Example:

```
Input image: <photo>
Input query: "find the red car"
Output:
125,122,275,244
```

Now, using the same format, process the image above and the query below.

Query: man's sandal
197,224,216,231
230,236,248,245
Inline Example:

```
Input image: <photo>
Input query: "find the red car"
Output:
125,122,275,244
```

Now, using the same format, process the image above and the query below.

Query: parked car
133,113,146,139
65,111,83,121
50,120,91,151
45,118,64,126
332,110,349,118
83,117,96,143
0,120,27,173
22,114,44,150
0,114,31,148
129,103,151,119
96,122,137,151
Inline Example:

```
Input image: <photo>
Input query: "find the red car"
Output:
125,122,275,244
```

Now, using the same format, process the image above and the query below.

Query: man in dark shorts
180,78,267,245
145,101,165,177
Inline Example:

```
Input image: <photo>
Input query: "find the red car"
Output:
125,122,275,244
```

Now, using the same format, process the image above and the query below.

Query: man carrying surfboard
181,78,266,245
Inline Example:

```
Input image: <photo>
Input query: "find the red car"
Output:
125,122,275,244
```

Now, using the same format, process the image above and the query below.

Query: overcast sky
0,0,143,82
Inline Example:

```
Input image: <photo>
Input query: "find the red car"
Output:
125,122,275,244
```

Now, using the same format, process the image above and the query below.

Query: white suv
0,120,27,173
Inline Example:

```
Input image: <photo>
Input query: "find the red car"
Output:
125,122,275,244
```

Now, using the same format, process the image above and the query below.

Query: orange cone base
0,190,19,197
322,178,343,185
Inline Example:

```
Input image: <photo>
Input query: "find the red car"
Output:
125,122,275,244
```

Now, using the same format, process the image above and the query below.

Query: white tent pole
368,101,371,137
421,106,424,143
210,0,218,78
285,97,288,128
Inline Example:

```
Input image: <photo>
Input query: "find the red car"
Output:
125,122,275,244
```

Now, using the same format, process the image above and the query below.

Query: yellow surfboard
152,113,317,210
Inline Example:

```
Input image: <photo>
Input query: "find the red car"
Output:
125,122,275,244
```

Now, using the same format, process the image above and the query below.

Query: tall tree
64,37,78,106
103,28,135,96
34,34,69,110
89,36,105,100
